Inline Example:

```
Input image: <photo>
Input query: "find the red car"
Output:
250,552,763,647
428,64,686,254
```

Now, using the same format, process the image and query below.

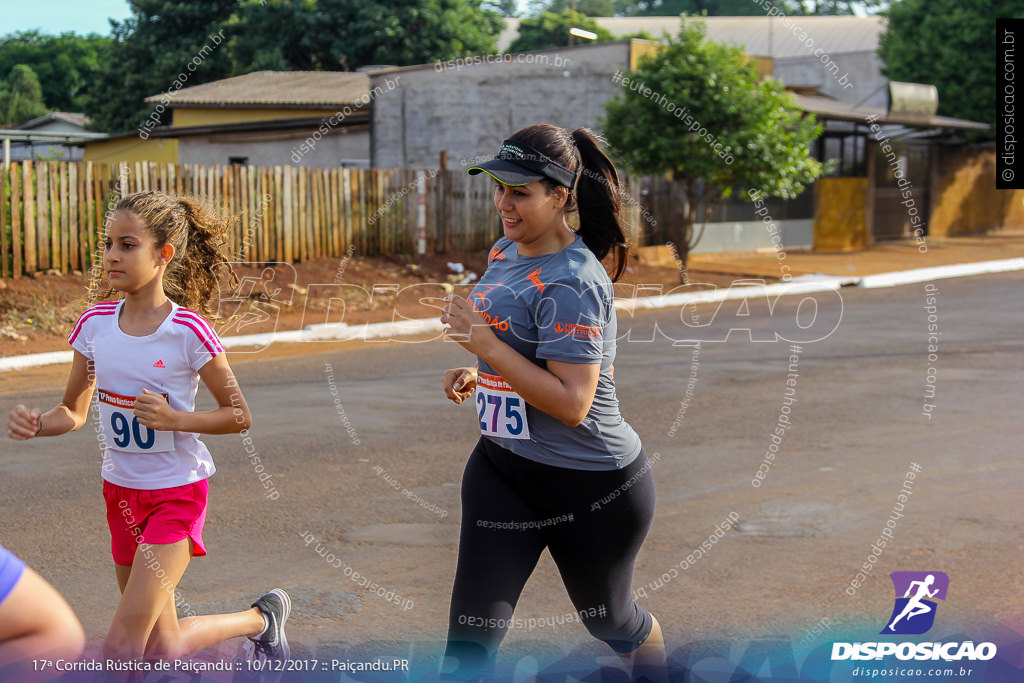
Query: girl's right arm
7,351,95,440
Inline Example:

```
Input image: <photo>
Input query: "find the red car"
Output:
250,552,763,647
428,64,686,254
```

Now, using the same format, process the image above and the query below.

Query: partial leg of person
106,540,268,660
623,615,666,683
444,438,549,680
539,448,664,680
0,564,85,666
105,540,190,659
105,480,290,662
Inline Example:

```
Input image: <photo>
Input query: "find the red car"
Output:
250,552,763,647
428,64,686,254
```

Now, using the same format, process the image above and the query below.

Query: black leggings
444,437,656,678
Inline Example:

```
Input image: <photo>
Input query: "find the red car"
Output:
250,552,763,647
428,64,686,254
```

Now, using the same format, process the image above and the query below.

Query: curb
855,257,1024,288
2,258,1022,373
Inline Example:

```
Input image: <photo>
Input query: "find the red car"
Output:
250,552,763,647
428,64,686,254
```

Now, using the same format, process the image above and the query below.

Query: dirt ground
0,250,754,359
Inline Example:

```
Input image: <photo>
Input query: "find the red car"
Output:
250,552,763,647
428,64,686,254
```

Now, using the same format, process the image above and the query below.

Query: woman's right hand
443,367,478,405
8,405,42,440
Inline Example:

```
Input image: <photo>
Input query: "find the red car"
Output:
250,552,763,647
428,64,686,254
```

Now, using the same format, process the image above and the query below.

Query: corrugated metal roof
795,94,989,130
19,112,91,129
145,71,372,107
499,16,885,60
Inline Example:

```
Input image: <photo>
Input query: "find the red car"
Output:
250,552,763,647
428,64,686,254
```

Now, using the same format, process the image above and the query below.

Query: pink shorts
103,479,209,566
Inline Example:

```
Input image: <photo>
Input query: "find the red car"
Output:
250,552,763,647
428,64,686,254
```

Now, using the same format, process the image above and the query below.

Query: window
229,156,249,165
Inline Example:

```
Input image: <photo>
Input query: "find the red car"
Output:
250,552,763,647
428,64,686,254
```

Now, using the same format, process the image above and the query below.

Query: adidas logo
152,360,165,368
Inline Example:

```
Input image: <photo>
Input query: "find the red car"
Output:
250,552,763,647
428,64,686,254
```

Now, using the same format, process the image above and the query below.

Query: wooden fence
0,160,652,278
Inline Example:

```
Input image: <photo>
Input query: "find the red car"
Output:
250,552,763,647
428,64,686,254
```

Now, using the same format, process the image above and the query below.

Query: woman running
6,191,289,664
440,124,665,680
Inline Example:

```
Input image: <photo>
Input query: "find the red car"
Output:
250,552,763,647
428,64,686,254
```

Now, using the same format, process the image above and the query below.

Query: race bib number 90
97,388,175,453
475,372,530,440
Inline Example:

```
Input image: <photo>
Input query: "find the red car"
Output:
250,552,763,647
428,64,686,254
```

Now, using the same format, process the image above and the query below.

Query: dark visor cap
467,140,576,188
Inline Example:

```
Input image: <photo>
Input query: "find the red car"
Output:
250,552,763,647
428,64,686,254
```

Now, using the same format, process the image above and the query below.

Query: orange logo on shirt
489,246,507,262
527,268,545,292
469,285,510,332
553,321,601,338
471,283,499,309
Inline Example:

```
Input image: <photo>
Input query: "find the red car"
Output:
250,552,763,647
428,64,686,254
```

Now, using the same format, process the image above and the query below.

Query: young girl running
440,125,665,681
6,191,290,664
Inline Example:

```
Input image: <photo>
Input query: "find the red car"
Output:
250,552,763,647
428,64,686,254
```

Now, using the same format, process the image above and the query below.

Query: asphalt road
1,272,1022,679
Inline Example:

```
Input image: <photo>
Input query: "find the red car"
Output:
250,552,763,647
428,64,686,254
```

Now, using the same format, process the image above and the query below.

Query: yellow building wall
628,41,772,78
629,40,663,70
814,177,868,251
83,137,179,164
751,56,774,80
930,147,1024,236
171,107,356,128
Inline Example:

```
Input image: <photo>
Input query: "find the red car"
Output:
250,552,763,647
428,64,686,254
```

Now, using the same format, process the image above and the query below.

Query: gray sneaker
242,588,292,663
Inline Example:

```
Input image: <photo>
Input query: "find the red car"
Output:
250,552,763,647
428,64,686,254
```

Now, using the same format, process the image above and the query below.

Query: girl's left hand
134,389,178,431
441,295,498,357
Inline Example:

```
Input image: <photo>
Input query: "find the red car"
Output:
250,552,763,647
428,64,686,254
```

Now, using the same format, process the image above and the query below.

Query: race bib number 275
475,372,530,440
97,388,175,453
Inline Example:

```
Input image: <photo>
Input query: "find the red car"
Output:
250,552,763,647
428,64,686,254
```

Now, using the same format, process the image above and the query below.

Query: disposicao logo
881,571,948,635
831,571,997,663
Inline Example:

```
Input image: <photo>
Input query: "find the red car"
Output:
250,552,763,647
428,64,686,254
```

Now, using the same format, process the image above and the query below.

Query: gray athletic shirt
469,233,642,470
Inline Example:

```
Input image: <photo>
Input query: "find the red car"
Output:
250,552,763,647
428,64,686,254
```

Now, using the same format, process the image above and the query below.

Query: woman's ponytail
570,128,628,281
507,124,629,281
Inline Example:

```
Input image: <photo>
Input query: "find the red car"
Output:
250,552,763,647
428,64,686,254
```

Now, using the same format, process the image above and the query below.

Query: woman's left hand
441,295,499,357
134,389,179,431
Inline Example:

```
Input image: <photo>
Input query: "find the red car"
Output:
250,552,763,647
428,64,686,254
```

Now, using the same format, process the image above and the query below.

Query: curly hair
88,191,240,321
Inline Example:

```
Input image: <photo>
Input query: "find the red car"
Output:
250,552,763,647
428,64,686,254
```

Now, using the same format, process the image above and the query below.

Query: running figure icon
881,571,949,635
888,574,938,630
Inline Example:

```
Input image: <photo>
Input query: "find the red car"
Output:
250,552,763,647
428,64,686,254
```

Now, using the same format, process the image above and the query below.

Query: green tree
230,0,504,74
532,0,617,16
880,0,1018,140
784,0,882,14
0,64,50,125
509,10,616,52
485,0,520,17
318,0,503,68
85,0,238,133
0,31,112,113
601,19,826,277
76,0,507,133
229,0,324,72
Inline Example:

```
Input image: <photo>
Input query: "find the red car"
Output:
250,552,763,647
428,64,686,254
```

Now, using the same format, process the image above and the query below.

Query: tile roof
145,71,372,107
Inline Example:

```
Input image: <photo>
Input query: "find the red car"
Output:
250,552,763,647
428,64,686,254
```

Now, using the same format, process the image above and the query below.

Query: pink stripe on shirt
173,312,224,356
174,309,224,353
68,304,118,345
